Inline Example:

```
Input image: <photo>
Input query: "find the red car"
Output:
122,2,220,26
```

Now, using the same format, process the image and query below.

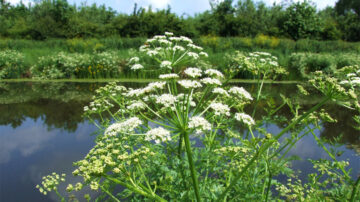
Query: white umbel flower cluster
127,101,146,111
201,77,222,86
156,94,176,108
173,45,185,52
188,116,211,135
209,102,231,116
160,61,172,69
129,57,139,63
228,87,253,101
184,67,202,78
235,113,255,127
131,64,144,70
159,73,179,79
105,117,143,136
178,80,202,89
212,87,229,96
145,127,171,144
126,82,166,97
199,52,208,57
187,52,199,59
205,69,224,78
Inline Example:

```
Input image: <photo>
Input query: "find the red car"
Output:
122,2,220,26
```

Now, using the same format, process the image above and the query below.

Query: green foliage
1,0,360,41
0,50,25,78
30,51,125,79
288,52,360,79
282,1,321,40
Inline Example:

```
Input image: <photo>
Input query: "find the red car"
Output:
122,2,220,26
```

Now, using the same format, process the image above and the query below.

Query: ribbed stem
184,132,201,201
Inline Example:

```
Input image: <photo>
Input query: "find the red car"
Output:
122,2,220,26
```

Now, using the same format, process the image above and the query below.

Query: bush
30,51,124,79
0,50,26,78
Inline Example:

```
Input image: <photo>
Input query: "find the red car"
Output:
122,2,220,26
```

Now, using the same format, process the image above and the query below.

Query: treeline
0,0,359,41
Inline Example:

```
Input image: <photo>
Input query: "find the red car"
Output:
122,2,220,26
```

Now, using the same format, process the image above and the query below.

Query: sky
8,0,338,16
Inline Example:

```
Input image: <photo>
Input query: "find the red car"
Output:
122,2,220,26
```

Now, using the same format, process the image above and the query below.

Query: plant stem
350,175,360,202
100,185,120,202
184,132,201,202
104,175,167,202
216,96,331,201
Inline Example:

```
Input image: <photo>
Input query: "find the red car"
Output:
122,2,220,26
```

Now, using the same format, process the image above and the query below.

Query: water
0,82,359,202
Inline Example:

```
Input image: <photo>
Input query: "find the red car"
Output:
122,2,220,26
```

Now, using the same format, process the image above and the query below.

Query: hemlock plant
36,33,360,201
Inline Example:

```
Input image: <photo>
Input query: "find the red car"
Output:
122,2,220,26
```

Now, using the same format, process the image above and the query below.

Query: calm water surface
0,82,359,202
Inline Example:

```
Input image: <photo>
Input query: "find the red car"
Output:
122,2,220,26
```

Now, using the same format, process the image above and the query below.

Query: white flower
160,61,172,69
235,113,255,127
156,94,176,108
145,127,171,144
154,35,166,39
228,87,253,101
173,45,185,52
340,80,350,85
187,52,199,59
347,73,356,78
129,57,139,63
105,117,143,136
187,44,203,51
165,32,174,36
169,37,181,42
131,64,144,70
159,73,179,79
126,88,146,97
144,82,167,92
180,36,193,43
127,101,146,111
147,50,158,57
184,67,202,78
84,106,89,112
269,61,278,66
188,116,211,135
159,39,171,45
178,80,202,89
351,78,360,86
253,51,271,56
139,45,149,52
199,52,208,57
201,77,222,85
209,102,230,116
212,87,229,96
146,38,156,43
205,69,224,78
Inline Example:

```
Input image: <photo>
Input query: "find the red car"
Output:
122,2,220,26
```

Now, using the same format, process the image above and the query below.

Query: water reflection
0,81,359,201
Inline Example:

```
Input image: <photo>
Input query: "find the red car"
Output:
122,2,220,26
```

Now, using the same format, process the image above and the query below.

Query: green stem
100,185,120,202
216,96,331,202
104,175,167,202
54,189,65,202
184,132,201,202
350,175,360,202
264,169,272,202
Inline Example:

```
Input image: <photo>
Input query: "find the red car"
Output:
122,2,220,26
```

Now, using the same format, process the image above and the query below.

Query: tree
282,0,321,40
335,0,360,17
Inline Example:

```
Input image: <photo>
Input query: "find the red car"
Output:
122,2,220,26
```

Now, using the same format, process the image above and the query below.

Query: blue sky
10,0,338,16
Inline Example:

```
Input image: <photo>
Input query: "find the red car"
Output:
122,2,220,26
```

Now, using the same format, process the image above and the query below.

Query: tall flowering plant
37,34,360,201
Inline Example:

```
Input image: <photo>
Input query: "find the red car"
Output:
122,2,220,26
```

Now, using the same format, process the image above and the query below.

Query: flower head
145,127,171,144
188,116,211,135
235,113,255,127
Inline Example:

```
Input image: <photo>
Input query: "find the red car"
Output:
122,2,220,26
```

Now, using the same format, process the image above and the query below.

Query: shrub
0,50,26,78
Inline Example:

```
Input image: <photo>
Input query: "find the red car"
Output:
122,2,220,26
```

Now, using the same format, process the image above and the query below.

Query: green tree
282,0,321,40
